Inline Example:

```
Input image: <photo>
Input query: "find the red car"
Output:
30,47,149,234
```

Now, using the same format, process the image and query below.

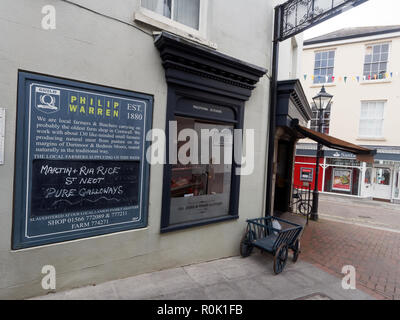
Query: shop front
295,144,400,203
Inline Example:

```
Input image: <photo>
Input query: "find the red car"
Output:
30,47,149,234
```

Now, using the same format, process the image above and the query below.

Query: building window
310,103,331,134
313,50,335,84
169,117,233,225
359,101,385,138
141,0,200,30
363,43,389,80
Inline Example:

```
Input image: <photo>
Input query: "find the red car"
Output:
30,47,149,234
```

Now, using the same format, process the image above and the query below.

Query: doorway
274,140,294,213
373,167,392,201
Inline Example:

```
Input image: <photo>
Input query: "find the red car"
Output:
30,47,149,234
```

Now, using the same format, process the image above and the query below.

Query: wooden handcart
240,217,303,274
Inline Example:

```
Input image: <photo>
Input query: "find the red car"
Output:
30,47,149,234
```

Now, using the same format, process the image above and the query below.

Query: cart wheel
292,239,301,263
273,243,288,274
240,230,255,257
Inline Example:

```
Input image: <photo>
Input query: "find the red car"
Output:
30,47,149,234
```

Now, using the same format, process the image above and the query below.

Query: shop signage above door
12,72,153,249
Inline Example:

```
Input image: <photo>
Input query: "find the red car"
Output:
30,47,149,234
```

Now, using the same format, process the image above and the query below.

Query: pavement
30,252,374,300
300,196,400,300
319,193,400,232
31,195,400,301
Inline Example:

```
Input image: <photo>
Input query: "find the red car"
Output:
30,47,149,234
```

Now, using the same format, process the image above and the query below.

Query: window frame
363,42,391,81
313,49,336,84
160,86,243,233
358,100,386,139
138,0,208,39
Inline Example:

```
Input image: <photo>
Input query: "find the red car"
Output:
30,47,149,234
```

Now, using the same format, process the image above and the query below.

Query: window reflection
169,116,233,225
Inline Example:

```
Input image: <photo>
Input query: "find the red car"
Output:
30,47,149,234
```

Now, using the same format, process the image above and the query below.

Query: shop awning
293,121,376,163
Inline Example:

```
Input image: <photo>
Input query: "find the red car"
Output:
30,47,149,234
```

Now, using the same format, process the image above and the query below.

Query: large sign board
13,72,153,249
332,168,352,192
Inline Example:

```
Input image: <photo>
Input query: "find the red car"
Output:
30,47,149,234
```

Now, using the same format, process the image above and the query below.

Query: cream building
296,26,400,203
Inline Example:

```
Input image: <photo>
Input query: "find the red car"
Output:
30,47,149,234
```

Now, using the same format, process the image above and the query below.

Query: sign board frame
12,71,153,249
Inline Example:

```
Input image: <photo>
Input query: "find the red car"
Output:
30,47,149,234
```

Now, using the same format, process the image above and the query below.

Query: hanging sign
332,168,352,192
12,72,153,249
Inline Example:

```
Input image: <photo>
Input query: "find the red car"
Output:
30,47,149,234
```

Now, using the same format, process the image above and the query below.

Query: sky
304,0,400,40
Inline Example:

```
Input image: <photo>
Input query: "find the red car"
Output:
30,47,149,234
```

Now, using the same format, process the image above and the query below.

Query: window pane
315,60,321,68
359,102,385,137
379,62,387,72
372,54,380,62
328,58,334,67
364,64,371,72
373,45,381,54
381,52,388,62
142,0,171,18
315,52,321,60
364,54,372,63
371,63,379,72
381,44,389,53
321,59,327,68
173,0,200,30
321,51,328,59
376,169,391,186
169,117,233,225
328,51,335,59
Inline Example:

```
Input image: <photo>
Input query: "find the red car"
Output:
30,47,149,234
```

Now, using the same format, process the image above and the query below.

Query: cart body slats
246,216,302,254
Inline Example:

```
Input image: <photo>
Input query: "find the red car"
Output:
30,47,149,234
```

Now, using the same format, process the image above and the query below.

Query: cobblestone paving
301,219,400,300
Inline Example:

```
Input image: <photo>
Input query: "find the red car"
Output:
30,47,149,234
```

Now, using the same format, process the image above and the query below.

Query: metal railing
291,184,313,224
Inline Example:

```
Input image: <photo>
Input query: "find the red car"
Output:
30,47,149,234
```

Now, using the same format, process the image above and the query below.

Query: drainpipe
265,5,282,216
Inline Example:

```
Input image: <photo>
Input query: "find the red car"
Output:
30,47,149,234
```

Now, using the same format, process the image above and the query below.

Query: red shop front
293,156,323,191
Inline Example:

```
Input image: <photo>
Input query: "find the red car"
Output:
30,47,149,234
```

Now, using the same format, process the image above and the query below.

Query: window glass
313,50,335,84
324,166,361,196
142,0,200,30
376,168,391,186
169,117,233,225
359,101,385,138
363,43,389,80
173,0,200,30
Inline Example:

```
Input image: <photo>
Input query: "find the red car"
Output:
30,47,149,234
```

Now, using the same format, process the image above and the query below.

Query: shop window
313,50,335,84
169,117,234,225
324,165,361,196
363,43,389,80
142,0,200,30
376,168,391,186
359,101,385,138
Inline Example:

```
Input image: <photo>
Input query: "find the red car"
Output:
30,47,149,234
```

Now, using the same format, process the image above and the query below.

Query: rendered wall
0,0,274,299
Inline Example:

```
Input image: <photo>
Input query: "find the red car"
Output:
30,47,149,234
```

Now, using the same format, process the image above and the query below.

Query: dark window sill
161,215,239,234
